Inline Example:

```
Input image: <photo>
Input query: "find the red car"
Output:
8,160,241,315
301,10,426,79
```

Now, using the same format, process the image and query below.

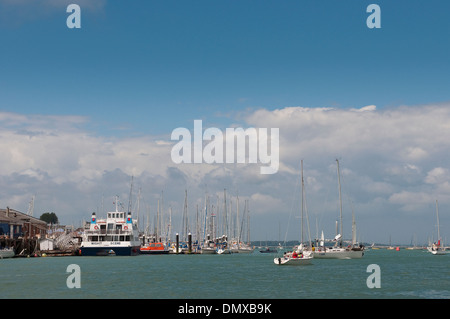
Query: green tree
40,212,59,225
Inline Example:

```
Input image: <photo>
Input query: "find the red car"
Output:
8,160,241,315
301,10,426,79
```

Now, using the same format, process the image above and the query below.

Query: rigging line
303,176,313,247
283,161,301,247
337,160,356,227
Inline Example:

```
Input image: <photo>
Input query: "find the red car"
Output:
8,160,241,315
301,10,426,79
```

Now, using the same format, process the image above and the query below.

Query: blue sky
2,0,449,134
1,1,450,244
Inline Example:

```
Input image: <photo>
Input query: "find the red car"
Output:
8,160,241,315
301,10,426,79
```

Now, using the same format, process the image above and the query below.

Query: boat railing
84,229,132,235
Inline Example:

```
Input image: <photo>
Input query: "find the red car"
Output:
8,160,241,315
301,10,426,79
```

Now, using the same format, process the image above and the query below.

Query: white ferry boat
80,206,140,256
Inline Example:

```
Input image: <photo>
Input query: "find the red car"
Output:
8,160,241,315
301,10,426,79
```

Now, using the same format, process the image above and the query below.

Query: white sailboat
427,200,447,255
230,196,254,254
200,194,217,255
216,190,232,254
274,160,313,265
313,159,364,259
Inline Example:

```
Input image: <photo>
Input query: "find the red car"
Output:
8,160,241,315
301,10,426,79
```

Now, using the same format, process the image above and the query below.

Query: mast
436,200,441,245
137,188,141,232
203,192,208,244
156,198,160,241
223,189,228,238
165,205,172,243
247,200,250,244
336,159,343,247
236,192,240,244
128,176,134,214
196,204,199,245
301,159,304,244
182,189,189,241
352,205,357,246
160,191,164,242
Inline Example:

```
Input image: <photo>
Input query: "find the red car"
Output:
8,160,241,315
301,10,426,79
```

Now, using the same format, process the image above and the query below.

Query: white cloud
2,103,450,243
244,103,450,236
388,191,435,212
425,167,449,185
350,105,377,112
249,193,283,215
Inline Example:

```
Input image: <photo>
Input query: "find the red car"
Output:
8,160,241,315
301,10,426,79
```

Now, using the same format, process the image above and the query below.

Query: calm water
1,249,449,299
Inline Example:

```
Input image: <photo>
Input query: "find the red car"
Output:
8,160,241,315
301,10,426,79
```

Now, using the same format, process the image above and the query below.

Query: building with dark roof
0,207,47,239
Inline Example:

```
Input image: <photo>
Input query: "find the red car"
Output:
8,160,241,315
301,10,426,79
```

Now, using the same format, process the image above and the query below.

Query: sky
1,0,450,245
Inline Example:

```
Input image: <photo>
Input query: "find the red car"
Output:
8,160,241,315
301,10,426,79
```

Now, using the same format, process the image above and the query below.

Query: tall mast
352,204,356,246
436,200,441,243
236,192,240,243
301,160,304,244
223,189,228,238
128,176,134,214
247,200,250,244
336,159,343,247
160,191,164,242
156,198,160,241
182,189,188,241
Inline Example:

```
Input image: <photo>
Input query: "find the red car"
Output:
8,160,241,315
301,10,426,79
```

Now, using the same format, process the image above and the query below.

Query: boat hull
313,248,364,259
140,243,170,254
0,248,15,259
217,248,231,254
274,256,312,265
80,246,140,256
140,249,169,254
200,248,217,254
427,247,447,255
230,248,255,254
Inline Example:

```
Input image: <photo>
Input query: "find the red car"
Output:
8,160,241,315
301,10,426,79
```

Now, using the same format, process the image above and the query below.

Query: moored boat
313,245,364,259
0,247,15,259
140,242,169,254
274,160,314,266
274,249,313,265
427,200,447,255
259,246,277,253
313,160,364,259
80,199,140,256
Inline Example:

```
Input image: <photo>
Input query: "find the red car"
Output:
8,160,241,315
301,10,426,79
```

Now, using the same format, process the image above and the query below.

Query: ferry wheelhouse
80,208,140,256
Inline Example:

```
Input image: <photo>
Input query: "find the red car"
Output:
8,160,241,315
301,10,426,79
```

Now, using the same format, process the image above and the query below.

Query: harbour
1,248,449,299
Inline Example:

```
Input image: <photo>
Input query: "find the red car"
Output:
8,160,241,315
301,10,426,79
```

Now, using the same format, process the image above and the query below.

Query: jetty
0,207,47,257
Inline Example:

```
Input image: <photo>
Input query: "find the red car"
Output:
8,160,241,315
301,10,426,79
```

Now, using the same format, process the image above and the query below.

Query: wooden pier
0,237,39,257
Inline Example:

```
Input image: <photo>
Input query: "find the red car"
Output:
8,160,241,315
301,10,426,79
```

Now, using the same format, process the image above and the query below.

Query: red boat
140,242,169,254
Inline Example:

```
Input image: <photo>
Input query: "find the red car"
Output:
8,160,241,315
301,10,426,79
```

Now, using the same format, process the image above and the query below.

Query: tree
40,212,59,225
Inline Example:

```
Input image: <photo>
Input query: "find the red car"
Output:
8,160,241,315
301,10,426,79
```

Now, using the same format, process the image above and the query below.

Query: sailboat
229,196,254,254
200,194,217,254
274,160,313,265
216,189,232,254
313,159,364,259
427,200,447,255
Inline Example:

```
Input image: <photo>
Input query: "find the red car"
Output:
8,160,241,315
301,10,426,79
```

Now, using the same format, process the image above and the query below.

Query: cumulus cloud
246,104,450,169
1,103,450,243
243,103,450,240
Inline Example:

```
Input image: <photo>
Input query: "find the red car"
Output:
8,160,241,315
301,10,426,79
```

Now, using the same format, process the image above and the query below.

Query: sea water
1,249,449,299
